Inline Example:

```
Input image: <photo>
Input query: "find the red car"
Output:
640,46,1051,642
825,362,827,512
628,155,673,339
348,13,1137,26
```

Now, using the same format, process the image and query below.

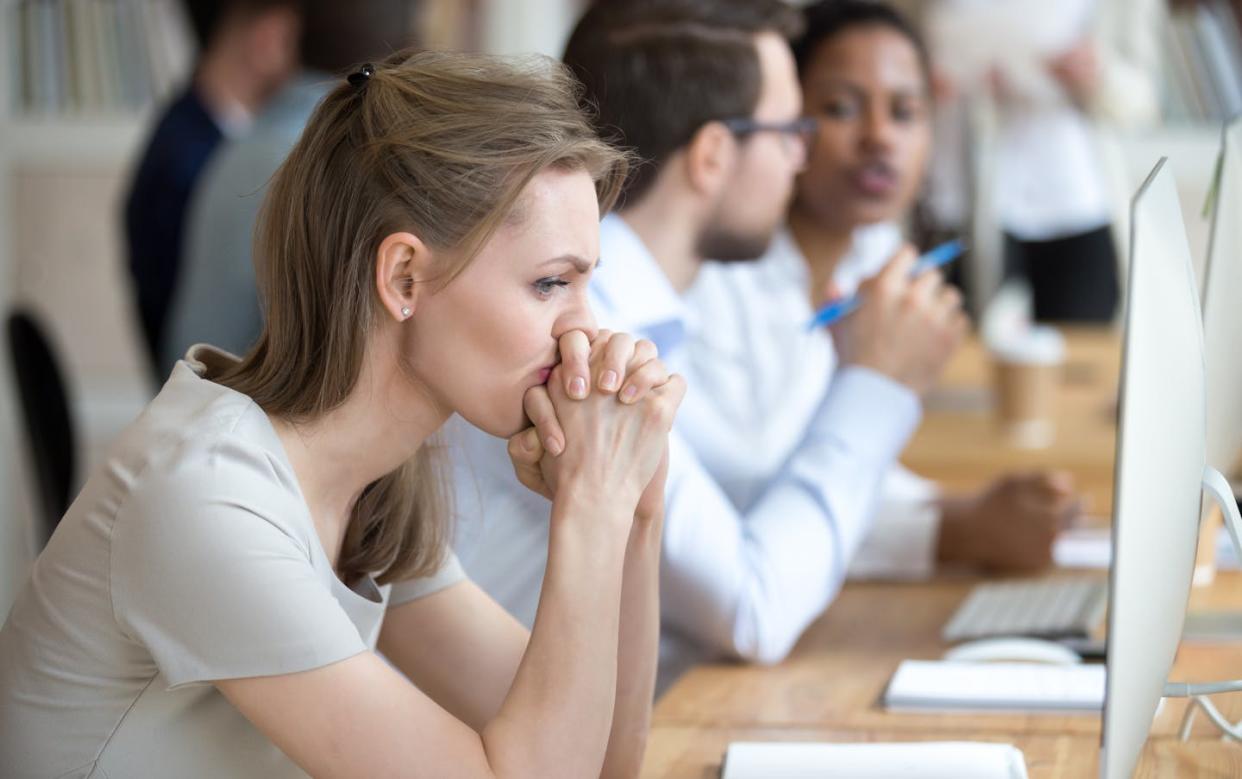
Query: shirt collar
765,221,904,297
591,213,698,356
180,343,242,378
762,226,812,287
835,222,903,296
212,100,253,139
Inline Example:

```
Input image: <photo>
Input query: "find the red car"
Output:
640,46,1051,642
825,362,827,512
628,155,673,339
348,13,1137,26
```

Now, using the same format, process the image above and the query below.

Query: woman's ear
375,232,433,323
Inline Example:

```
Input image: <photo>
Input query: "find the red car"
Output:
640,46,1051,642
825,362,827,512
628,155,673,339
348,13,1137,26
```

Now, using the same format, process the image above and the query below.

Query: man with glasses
447,0,964,689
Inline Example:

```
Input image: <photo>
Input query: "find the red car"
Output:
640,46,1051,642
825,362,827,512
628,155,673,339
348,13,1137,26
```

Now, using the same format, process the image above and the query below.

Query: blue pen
806,239,966,330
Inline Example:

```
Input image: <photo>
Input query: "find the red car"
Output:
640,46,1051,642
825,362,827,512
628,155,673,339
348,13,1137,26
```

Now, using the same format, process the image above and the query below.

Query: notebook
883,659,1105,712
721,741,1029,779
1054,525,1240,570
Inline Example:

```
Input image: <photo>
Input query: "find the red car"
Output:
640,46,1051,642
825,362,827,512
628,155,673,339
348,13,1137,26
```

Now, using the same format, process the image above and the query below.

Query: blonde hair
217,49,629,585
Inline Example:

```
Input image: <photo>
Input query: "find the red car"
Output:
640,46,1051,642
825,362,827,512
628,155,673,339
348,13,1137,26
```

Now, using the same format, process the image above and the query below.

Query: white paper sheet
1055,526,1240,570
722,741,1029,779
884,659,1105,712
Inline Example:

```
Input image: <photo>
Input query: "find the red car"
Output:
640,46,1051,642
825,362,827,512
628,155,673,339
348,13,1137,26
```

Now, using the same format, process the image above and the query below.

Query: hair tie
348,63,375,88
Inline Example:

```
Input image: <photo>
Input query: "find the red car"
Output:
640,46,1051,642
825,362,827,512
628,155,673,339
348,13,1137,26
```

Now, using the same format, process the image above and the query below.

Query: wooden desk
902,328,1121,516
652,575,1242,732
641,725,1242,779
644,327,1242,776
646,576,1242,777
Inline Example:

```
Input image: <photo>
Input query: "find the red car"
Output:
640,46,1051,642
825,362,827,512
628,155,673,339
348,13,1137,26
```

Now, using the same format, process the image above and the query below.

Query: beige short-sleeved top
0,346,464,779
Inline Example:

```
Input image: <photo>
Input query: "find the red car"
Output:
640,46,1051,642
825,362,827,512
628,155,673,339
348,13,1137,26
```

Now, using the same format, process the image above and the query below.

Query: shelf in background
0,114,150,167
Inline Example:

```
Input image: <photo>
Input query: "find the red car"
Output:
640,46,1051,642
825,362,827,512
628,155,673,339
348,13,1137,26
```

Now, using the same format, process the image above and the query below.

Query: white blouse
682,224,943,580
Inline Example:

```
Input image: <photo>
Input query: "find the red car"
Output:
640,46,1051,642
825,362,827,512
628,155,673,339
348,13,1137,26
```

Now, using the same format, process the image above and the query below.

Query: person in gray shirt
162,0,409,374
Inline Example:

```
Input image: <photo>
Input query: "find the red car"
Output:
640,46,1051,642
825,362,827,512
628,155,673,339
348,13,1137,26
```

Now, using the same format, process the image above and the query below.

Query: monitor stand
1183,611,1242,640
1162,469,1242,745
1183,479,1242,640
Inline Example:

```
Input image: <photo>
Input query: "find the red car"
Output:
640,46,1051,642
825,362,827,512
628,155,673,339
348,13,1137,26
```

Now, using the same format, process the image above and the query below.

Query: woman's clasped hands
507,330,684,523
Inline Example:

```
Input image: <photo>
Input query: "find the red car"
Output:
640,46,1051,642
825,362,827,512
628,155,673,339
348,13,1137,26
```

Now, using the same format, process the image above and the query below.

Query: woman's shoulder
102,360,310,544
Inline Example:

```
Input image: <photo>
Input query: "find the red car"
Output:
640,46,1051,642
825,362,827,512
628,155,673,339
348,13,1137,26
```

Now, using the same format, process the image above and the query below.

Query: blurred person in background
916,0,1164,322
161,0,417,374
124,0,302,381
449,0,966,692
681,0,1081,594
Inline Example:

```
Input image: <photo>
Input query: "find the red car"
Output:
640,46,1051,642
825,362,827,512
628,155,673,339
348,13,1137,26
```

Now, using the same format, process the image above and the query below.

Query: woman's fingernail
570,377,587,399
522,429,539,452
621,385,638,403
601,370,619,391
545,436,563,456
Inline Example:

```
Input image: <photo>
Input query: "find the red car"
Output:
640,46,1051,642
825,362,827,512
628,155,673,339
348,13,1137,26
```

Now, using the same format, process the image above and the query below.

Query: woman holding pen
683,0,1079,577
0,50,681,779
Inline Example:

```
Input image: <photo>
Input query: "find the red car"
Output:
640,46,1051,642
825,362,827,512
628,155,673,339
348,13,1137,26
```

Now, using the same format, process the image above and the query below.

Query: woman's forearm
601,511,662,779
480,485,632,779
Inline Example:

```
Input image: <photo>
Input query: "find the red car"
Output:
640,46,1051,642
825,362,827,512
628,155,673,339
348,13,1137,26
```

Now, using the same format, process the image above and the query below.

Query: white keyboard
942,578,1108,643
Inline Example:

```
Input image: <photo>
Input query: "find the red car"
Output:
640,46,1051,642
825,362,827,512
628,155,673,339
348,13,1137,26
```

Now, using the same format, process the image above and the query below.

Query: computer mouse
943,637,1083,665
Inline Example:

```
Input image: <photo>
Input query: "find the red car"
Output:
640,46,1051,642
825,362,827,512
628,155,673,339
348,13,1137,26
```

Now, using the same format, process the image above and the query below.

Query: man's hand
936,471,1081,572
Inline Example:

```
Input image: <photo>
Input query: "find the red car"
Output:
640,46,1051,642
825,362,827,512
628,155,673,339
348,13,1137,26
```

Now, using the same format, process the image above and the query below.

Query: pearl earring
400,306,411,319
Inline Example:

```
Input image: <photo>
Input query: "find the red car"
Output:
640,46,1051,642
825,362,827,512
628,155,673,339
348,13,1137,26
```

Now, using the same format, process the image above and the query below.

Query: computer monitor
1100,158,1208,779
1201,118,1242,477
1180,118,1242,637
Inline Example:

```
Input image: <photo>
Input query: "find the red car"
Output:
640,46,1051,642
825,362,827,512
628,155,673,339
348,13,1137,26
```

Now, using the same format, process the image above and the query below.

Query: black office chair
6,309,75,549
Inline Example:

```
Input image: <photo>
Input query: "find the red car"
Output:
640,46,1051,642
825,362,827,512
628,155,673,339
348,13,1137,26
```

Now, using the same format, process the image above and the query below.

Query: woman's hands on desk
936,471,1082,572
507,329,683,522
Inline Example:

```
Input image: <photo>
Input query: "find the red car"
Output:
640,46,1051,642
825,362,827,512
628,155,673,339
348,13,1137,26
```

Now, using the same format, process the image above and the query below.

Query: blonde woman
0,50,682,779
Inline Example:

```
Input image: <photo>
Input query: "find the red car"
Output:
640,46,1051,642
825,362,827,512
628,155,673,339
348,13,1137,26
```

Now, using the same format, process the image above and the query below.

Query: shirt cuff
809,365,922,465
848,494,941,580
885,463,941,503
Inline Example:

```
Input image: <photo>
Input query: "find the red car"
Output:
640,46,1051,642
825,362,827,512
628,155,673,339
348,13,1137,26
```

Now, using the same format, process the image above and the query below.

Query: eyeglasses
720,116,818,159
